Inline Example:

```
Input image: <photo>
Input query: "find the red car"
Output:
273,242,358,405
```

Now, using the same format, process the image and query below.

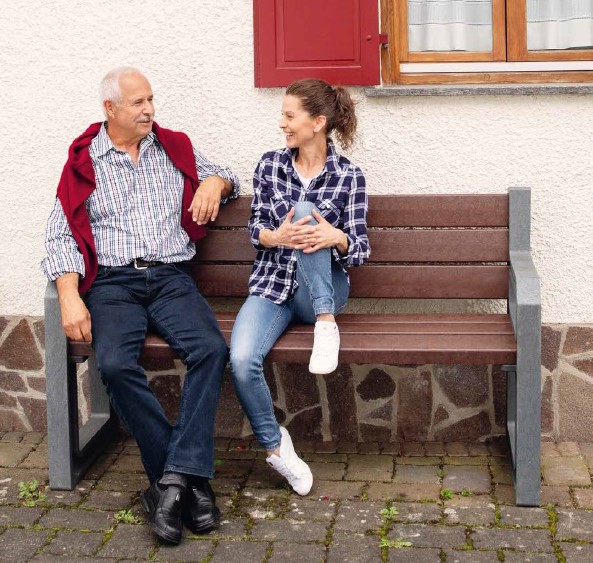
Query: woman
230,78,370,495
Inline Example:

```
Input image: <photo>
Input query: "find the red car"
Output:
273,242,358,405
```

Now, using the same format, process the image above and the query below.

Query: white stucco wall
1,0,592,322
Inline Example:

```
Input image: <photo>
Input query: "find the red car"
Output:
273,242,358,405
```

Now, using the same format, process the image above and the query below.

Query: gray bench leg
45,281,117,490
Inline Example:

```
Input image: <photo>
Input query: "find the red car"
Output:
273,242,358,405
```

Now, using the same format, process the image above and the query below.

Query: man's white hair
99,66,144,114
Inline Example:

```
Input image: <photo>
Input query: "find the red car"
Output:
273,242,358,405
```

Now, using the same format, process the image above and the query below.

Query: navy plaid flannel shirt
248,141,370,304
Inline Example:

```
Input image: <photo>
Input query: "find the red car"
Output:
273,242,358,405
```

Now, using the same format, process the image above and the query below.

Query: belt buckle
133,258,148,270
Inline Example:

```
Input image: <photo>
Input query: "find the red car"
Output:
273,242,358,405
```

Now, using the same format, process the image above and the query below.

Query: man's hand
188,176,231,225
56,273,92,342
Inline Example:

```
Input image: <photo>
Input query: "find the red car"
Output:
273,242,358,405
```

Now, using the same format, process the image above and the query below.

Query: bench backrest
190,194,511,299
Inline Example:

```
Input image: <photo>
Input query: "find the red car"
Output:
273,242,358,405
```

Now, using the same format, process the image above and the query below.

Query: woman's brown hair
285,78,357,151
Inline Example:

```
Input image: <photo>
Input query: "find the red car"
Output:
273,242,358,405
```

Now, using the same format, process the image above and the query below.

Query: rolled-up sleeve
248,159,275,250
41,198,85,280
193,147,240,203
338,167,370,267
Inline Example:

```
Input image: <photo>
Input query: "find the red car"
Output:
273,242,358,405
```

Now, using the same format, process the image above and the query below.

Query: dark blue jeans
84,263,227,482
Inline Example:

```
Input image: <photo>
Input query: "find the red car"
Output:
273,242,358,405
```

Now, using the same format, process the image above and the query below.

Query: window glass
527,0,593,51
408,0,493,52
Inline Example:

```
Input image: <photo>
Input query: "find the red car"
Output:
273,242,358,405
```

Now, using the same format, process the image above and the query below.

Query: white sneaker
309,321,340,374
266,427,313,495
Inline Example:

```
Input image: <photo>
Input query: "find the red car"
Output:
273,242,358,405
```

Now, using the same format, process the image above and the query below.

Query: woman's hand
293,210,349,255
259,208,313,248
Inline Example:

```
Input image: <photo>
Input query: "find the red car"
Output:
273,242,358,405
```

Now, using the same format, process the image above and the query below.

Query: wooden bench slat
197,229,510,263
191,265,509,298
213,194,510,228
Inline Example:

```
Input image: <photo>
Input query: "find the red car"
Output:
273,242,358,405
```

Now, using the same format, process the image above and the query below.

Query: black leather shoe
182,478,221,534
140,472,187,544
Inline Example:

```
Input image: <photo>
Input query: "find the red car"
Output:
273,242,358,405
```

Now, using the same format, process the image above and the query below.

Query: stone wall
1,316,592,442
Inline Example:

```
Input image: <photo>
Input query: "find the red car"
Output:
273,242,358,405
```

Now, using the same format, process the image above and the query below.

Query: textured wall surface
1,1,593,322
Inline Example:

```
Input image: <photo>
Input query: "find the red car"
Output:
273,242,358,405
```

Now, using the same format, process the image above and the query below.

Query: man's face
105,73,154,140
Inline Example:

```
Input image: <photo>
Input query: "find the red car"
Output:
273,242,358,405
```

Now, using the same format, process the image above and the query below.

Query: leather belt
132,258,165,269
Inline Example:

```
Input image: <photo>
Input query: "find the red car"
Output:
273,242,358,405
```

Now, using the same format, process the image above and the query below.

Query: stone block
435,365,489,408
367,400,393,422
345,454,393,481
442,465,491,494
434,411,491,442
0,320,43,370
325,364,358,441
210,541,268,563
388,523,467,549
307,461,345,481
393,464,440,485
18,397,47,431
327,532,383,563
286,406,323,441
562,326,593,356
45,530,105,557
359,423,392,443
541,325,562,372
26,377,46,394
268,542,327,563
499,506,550,527
556,509,593,541
0,442,33,466
541,456,590,486
391,501,441,523
0,371,27,392
573,487,593,508
559,542,593,562
214,375,245,439
492,366,507,428
397,370,432,441
444,495,495,526
444,551,501,563
81,489,134,510
0,506,43,526
0,391,17,408
153,537,214,561
285,498,337,521
558,370,593,440
279,364,320,412
356,368,395,400
309,479,364,500
334,500,384,533
39,507,114,530
541,376,554,434
366,483,441,502
250,518,329,542
0,528,50,561
97,523,157,558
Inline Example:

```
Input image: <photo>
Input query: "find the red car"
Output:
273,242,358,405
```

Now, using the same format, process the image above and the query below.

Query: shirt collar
280,139,343,177
90,122,158,158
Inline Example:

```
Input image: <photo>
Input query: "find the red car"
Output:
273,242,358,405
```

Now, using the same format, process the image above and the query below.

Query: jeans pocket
95,266,112,280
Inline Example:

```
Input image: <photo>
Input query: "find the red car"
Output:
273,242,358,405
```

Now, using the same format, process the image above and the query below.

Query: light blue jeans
229,201,349,450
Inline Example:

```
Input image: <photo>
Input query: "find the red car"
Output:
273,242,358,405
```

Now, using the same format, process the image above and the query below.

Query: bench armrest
509,251,541,334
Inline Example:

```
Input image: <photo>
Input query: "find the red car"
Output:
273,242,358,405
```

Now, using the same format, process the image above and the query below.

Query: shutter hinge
379,33,389,46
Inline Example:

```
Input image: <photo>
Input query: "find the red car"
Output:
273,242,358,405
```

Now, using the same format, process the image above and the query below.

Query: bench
45,188,541,506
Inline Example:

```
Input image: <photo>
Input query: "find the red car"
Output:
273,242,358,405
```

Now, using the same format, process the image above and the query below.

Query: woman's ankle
316,313,335,322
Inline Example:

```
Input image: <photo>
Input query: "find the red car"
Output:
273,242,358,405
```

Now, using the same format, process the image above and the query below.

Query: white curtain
408,0,493,52
527,0,593,50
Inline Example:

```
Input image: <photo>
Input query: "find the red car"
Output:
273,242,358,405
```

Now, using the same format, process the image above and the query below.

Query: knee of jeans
187,334,228,367
292,201,318,222
229,347,264,384
97,355,133,387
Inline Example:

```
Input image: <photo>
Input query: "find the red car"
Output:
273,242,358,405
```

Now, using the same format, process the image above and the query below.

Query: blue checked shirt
42,124,240,280
248,141,370,304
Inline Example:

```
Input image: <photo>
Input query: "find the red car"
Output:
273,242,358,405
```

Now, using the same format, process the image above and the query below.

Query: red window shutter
253,0,380,87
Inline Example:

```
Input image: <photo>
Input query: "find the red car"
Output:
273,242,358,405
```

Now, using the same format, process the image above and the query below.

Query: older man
42,67,240,544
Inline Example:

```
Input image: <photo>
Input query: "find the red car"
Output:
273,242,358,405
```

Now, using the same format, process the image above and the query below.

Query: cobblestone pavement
1,433,593,562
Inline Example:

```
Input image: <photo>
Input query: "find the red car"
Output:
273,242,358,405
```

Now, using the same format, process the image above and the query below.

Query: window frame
382,0,593,84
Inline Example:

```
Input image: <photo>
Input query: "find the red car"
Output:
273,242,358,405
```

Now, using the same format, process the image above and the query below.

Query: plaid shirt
42,124,240,280
248,141,369,304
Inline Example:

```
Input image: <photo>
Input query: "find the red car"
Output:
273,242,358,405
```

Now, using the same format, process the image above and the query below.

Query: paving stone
210,540,268,563
578,442,593,455
0,528,50,561
43,487,85,506
19,449,48,469
285,498,337,521
391,501,441,523
268,541,327,562
303,452,348,463
443,465,491,493
539,485,573,507
211,478,243,496
387,547,442,562
445,551,500,562
334,500,384,533
402,443,425,456
382,442,403,455
307,461,345,480
244,460,285,488
39,507,114,530
345,454,393,481
423,442,446,456
443,495,496,526
30,557,118,563
540,442,560,456
471,528,553,552
250,518,328,542
98,523,157,558
446,442,469,456
44,530,104,557
0,443,33,466
468,443,490,456
388,523,467,549
557,442,581,456
393,464,440,484
336,440,358,454
21,432,44,445
541,457,591,486
326,532,382,563
491,464,514,485
358,442,381,454
215,448,257,460
109,454,145,473
310,479,364,500
366,483,441,502
445,456,489,466
573,487,593,508
0,432,25,443
195,517,248,539
81,489,135,510
96,471,148,492
396,456,441,466
499,506,550,527
82,453,118,479
315,441,338,453
503,552,558,562
154,537,214,562
0,505,42,526
556,508,593,541
559,542,593,562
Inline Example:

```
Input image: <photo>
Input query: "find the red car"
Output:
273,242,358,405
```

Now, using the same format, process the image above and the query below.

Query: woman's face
279,95,323,149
